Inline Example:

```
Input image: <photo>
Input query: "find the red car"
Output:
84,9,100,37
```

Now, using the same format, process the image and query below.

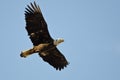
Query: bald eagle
20,2,69,70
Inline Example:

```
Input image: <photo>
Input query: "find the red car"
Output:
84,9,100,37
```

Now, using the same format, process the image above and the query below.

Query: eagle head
54,38,64,46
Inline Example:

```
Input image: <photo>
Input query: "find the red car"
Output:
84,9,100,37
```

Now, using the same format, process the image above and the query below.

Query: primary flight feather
20,1,69,70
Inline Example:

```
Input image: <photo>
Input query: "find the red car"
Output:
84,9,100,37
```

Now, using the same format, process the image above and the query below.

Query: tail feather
20,48,35,58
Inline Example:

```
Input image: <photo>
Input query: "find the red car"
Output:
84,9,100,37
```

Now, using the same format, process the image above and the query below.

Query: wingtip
25,1,41,15
55,62,69,71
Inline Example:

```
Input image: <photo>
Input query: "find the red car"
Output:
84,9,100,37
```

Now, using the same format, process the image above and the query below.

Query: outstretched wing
39,45,69,70
25,2,53,46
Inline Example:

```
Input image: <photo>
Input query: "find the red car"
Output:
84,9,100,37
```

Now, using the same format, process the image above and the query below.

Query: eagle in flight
20,1,69,70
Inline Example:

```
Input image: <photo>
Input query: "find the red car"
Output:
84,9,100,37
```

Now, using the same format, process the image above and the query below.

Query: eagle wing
39,46,69,70
25,2,53,46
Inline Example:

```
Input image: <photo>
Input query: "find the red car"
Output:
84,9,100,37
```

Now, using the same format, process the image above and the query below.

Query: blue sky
0,0,120,80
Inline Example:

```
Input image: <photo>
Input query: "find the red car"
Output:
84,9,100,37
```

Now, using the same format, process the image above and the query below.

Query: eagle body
20,2,69,70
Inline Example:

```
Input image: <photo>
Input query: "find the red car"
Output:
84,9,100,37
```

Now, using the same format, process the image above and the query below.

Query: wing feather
27,5,34,13
25,1,53,46
39,47,69,70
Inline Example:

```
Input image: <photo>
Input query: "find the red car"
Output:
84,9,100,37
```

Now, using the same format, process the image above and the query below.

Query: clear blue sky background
0,0,120,80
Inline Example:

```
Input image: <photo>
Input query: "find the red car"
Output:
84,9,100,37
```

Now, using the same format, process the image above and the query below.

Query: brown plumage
20,1,69,70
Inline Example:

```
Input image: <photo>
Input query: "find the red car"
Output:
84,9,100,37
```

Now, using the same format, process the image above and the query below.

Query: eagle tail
20,48,35,58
